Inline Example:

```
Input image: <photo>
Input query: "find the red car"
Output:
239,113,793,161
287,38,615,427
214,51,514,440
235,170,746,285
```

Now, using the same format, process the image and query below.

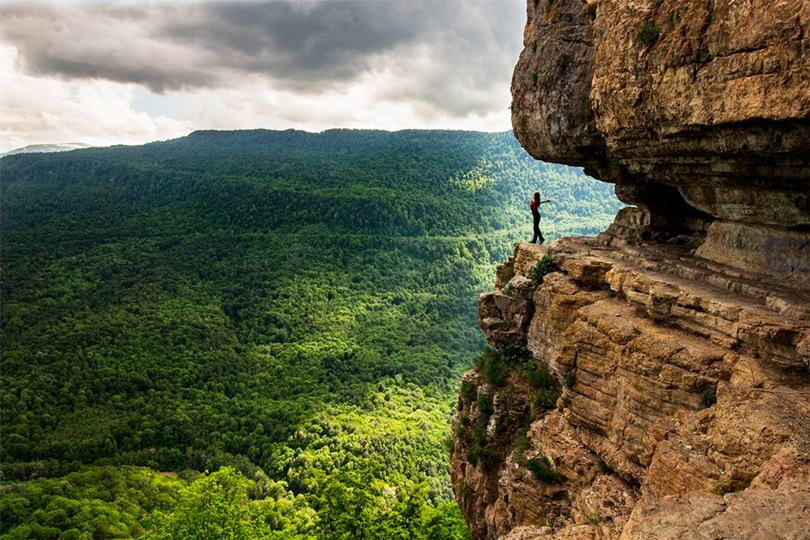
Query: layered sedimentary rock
452,241,810,539
453,1,810,538
511,0,809,279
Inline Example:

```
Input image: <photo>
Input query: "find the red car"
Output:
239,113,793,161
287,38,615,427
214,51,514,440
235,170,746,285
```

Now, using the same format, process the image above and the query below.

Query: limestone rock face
459,2,810,537
695,221,810,288
510,0,601,167
451,241,810,540
511,0,809,272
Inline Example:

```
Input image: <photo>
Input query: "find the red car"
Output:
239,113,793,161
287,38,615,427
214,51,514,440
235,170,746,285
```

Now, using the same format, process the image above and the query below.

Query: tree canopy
0,129,622,537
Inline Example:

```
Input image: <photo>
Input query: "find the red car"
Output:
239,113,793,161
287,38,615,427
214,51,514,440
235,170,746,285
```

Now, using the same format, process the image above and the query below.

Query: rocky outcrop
454,2,809,537
511,0,809,282
451,241,810,539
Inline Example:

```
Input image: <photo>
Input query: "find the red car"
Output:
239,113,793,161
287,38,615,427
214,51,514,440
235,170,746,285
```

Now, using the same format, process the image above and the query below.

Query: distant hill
1,142,91,157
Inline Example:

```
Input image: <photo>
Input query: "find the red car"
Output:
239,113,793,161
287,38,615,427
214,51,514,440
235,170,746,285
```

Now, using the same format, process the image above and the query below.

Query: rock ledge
451,240,810,539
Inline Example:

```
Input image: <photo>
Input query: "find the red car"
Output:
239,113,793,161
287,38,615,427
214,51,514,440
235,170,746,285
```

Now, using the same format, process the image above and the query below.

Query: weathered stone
512,0,810,281
620,474,810,540
508,275,539,298
457,1,809,536
511,0,601,167
696,221,810,288
453,238,810,540
497,258,517,289
513,242,551,276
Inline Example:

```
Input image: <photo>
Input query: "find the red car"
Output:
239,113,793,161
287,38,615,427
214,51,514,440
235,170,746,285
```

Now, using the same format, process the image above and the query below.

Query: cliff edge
511,0,808,282
451,1,810,538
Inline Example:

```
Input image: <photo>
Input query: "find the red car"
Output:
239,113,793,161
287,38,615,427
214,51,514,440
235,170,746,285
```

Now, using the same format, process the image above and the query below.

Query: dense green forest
0,129,621,538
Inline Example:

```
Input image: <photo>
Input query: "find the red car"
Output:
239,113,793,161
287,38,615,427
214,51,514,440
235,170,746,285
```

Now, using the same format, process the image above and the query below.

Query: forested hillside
0,129,621,538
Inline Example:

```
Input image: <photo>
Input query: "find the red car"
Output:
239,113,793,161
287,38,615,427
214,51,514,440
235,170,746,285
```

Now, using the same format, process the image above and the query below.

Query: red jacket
530,199,539,214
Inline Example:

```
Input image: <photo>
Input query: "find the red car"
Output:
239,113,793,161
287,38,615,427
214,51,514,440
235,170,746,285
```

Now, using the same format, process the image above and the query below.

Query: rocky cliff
511,0,808,281
451,1,810,538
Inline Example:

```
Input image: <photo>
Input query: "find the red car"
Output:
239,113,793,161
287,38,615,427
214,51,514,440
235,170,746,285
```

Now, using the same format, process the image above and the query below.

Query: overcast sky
0,0,525,152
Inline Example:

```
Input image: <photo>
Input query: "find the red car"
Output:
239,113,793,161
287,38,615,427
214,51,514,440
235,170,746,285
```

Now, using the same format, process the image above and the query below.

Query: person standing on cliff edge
530,192,551,244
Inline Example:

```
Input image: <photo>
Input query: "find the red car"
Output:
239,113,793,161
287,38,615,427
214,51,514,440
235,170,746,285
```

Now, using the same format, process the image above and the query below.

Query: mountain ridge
1,142,92,157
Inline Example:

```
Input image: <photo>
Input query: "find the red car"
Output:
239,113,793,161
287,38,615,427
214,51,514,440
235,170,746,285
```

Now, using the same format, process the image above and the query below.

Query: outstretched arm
540,199,552,204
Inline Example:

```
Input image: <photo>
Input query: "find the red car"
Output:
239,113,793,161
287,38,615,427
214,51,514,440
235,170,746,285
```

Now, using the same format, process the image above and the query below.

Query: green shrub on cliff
533,387,561,409
564,370,576,388
638,23,660,47
521,355,561,411
502,342,531,363
526,457,564,484
476,393,495,417
701,386,717,408
460,380,478,403
475,346,508,387
529,255,560,284
466,445,498,471
523,360,556,389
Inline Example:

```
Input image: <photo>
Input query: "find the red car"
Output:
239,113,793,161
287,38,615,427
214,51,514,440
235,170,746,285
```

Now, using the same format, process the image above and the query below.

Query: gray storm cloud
1,0,524,117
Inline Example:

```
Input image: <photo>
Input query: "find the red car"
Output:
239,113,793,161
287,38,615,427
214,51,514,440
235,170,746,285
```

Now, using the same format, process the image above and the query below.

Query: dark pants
531,213,544,243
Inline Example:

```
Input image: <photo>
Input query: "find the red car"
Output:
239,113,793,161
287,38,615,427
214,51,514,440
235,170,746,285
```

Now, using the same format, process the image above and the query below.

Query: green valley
0,129,621,538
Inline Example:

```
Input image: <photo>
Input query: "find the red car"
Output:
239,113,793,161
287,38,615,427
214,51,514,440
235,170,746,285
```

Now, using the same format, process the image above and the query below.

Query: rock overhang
511,0,809,231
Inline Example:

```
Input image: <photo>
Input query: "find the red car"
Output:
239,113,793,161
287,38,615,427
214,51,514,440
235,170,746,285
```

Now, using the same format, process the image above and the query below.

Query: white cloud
0,46,191,152
0,1,525,151
170,71,512,134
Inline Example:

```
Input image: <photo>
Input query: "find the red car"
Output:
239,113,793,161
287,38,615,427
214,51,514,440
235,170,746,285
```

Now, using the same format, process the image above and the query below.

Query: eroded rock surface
511,0,809,281
456,2,810,537
451,241,810,539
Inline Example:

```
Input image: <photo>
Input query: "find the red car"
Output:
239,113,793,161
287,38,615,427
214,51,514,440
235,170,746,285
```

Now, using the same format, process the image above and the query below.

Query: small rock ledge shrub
465,392,498,469
529,255,559,285
475,346,508,387
526,456,564,483
638,23,660,47
701,386,717,408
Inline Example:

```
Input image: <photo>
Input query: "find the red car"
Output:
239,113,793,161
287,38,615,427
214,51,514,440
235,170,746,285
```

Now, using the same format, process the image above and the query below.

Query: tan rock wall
452,241,810,539
466,2,810,536
511,0,810,232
